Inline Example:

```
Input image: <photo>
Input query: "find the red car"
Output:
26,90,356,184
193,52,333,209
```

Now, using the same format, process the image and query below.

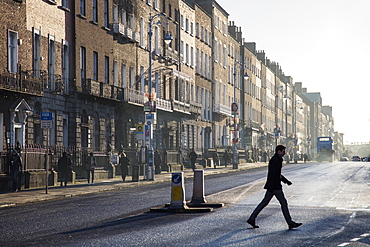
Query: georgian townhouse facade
226,22,244,149
1,0,343,181
195,0,232,150
258,52,277,153
242,43,263,152
0,0,72,152
193,2,213,152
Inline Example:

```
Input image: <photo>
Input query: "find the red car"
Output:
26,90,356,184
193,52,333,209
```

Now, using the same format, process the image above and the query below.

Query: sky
216,0,370,144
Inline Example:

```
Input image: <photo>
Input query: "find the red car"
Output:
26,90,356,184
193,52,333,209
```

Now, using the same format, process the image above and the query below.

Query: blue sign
40,112,53,121
172,173,182,184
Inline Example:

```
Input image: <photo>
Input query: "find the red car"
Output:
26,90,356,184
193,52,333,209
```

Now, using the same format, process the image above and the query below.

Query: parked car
361,157,370,162
352,156,361,161
340,157,349,161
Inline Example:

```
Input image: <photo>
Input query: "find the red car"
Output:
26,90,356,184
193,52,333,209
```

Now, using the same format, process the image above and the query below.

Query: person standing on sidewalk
189,149,197,171
86,152,96,185
119,152,130,181
9,150,22,192
58,152,72,187
223,149,231,167
212,151,219,168
246,145,302,230
154,149,162,174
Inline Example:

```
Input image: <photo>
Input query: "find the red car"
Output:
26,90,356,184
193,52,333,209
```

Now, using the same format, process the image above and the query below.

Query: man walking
246,145,302,230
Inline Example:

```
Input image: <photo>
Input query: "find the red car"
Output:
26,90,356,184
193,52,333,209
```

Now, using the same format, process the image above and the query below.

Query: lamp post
232,60,249,169
146,11,172,180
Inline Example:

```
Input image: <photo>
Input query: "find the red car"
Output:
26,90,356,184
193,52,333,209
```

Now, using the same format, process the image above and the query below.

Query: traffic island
150,172,213,213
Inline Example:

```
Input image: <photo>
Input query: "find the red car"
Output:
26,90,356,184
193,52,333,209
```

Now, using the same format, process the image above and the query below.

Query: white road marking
337,243,349,246
350,237,361,241
360,233,370,237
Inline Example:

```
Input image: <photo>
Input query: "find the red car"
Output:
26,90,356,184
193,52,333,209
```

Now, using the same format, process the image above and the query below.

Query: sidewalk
0,162,268,208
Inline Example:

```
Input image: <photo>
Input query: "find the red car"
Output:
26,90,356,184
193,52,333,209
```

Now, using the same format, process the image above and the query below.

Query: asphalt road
1,161,369,247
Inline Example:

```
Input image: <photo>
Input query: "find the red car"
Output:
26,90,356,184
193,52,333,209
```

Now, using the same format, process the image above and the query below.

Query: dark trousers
120,166,128,181
190,161,196,171
249,190,292,224
59,171,68,185
11,170,20,191
87,169,95,183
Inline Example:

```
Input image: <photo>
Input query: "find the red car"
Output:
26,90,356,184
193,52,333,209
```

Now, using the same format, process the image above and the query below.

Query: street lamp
232,60,249,169
146,11,172,180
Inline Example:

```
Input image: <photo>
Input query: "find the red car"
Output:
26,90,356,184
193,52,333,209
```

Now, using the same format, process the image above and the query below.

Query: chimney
257,50,265,64
244,42,256,55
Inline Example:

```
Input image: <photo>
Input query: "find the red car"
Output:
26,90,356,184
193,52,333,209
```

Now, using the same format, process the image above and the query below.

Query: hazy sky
216,0,370,144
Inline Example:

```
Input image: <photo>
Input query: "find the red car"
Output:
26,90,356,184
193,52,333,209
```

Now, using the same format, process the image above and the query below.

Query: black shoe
288,221,302,230
246,219,259,228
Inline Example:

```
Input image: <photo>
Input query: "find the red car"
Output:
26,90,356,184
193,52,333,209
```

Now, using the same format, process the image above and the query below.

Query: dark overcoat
264,153,290,191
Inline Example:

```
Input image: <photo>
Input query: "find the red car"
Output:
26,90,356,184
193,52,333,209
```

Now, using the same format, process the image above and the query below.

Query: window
205,54,208,77
62,40,69,93
104,0,109,28
8,30,18,73
113,61,118,86
154,0,159,9
80,47,86,83
104,56,109,84
140,66,145,92
92,0,98,22
196,48,200,74
48,36,56,89
196,22,199,37
33,29,41,77
201,26,204,40
129,15,134,30
154,26,159,55
208,56,212,79
219,42,222,64
223,45,227,66
180,15,184,29
185,44,189,65
129,66,135,88
121,10,126,25
180,41,184,62
154,72,159,96
62,0,68,8
190,22,194,35
80,0,85,16
185,18,189,32
113,5,118,23
93,52,98,81
140,17,144,47
214,39,218,62
121,64,127,88
201,51,204,75
190,46,194,67
162,0,166,13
